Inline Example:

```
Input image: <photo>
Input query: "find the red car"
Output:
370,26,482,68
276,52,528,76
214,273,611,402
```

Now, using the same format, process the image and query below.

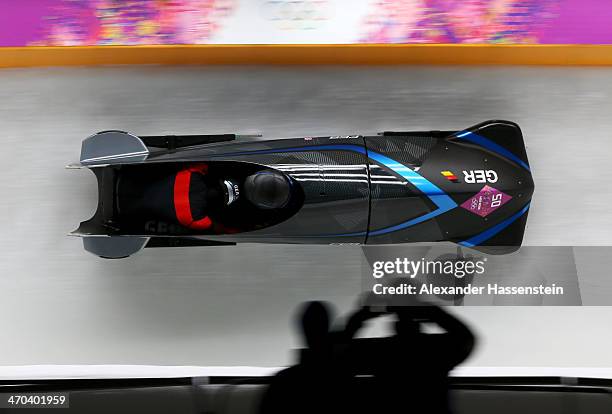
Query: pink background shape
460,185,513,217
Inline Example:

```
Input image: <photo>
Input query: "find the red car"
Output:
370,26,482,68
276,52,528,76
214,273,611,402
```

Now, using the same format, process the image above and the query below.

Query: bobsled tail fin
80,236,150,259
454,120,530,171
78,131,149,167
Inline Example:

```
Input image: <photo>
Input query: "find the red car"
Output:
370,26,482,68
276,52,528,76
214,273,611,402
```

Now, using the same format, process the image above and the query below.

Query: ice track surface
1,66,612,368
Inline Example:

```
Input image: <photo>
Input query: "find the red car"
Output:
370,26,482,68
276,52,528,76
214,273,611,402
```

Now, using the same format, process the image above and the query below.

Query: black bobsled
69,120,534,258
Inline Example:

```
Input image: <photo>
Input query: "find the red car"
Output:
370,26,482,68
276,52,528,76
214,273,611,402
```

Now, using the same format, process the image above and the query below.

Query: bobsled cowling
70,120,534,258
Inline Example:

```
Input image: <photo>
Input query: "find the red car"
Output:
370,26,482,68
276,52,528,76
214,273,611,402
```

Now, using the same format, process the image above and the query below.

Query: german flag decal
441,170,459,183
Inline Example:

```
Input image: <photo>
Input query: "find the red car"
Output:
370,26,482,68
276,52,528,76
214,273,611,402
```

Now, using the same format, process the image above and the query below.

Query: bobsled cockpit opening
115,161,304,236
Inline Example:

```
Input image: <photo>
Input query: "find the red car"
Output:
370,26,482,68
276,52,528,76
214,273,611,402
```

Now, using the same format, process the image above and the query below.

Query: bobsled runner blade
76,235,236,258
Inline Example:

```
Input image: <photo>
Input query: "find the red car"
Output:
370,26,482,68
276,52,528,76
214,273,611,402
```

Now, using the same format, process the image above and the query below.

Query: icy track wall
1,0,612,46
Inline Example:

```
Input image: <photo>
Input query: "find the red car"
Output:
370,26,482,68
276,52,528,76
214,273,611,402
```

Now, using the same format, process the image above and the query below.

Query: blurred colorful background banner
0,0,611,47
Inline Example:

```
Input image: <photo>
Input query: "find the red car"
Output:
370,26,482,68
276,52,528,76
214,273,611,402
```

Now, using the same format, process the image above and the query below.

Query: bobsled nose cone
513,163,534,201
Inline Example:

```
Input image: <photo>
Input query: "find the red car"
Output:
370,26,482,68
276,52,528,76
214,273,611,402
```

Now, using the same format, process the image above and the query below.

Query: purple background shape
460,185,512,218
538,0,612,44
1,0,612,46
0,0,61,47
